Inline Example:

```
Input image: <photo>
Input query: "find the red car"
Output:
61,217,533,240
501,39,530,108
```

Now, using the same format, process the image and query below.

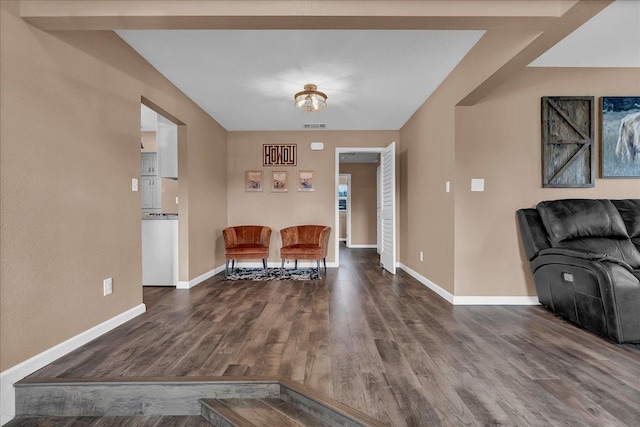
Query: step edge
279,378,387,427
200,399,258,427
203,398,313,427
16,376,281,386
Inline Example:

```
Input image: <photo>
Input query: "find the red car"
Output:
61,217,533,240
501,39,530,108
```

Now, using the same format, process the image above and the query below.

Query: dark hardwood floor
27,247,640,426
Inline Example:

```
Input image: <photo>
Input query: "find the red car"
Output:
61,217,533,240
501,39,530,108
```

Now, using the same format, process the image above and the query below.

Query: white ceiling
118,29,484,131
530,0,640,67
123,0,638,132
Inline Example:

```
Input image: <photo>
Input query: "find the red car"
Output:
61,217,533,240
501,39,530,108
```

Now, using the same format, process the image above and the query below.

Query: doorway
335,142,396,273
140,101,181,288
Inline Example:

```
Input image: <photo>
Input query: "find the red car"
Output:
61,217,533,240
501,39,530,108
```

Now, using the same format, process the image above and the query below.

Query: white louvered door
380,141,396,274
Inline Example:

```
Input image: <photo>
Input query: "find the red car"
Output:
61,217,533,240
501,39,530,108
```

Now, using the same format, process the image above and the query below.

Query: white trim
380,141,396,274
176,265,225,289
397,263,454,304
397,263,540,306
347,244,377,249
339,238,347,242
0,304,146,425
453,296,540,305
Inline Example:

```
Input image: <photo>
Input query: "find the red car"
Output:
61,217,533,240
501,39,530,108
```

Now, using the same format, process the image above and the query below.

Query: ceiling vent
303,123,327,129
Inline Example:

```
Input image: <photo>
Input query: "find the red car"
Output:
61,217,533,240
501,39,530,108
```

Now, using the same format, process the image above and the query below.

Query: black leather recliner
517,199,640,344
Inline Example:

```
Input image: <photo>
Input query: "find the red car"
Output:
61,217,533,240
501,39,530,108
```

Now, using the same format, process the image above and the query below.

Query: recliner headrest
537,199,629,244
612,199,640,238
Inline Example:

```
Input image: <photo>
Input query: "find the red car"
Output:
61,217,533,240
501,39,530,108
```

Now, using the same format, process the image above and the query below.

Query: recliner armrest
537,248,634,272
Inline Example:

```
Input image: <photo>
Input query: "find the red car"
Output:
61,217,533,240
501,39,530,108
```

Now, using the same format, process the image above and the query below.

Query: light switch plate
445,181,450,193
103,278,113,296
471,178,485,192
132,178,138,192
175,196,179,204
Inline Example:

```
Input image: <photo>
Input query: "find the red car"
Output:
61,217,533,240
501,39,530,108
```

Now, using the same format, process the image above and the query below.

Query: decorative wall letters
263,144,297,166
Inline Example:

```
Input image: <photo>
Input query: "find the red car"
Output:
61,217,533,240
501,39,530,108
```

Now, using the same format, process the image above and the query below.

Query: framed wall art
541,96,594,188
271,170,288,192
245,170,263,192
602,96,640,178
297,170,314,191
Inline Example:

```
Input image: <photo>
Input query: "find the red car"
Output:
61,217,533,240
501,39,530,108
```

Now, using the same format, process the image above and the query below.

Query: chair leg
263,258,268,273
294,259,298,270
280,259,285,276
225,260,229,276
316,260,321,274
323,258,327,272
231,259,236,273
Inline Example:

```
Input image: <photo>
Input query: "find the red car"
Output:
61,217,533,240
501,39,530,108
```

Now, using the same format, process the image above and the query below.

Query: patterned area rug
224,267,320,281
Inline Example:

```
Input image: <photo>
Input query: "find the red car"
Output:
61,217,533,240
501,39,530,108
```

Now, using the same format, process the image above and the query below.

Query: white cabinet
157,115,178,179
142,218,178,286
141,176,162,210
141,153,157,176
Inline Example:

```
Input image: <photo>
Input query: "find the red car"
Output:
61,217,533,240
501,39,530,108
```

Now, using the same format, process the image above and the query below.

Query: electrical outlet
471,178,485,192
419,251,424,262
103,278,113,296
175,196,179,204
445,181,450,193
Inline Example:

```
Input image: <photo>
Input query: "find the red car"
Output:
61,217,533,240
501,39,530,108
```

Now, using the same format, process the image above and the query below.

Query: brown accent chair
223,226,272,275
280,225,331,275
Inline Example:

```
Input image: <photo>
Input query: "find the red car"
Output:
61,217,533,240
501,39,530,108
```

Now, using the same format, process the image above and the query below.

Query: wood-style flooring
27,247,640,426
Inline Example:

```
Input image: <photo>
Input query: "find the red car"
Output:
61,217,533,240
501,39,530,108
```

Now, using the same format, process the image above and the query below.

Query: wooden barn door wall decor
541,96,594,188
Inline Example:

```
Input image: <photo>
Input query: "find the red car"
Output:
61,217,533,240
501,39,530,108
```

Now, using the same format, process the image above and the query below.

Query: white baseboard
452,296,540,305
396,263,539,306
347,244,377,249
0,303,146,426
397,263,454,304
176,265,225,289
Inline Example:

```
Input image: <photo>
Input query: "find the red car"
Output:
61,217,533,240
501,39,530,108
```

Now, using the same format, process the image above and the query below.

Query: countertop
142,213,178,220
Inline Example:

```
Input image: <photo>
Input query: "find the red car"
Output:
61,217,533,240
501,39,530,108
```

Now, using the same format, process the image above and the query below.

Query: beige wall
340,163,378,246
227,131,398,263
399,30,557,294
454,67,640,297
0,1,227,371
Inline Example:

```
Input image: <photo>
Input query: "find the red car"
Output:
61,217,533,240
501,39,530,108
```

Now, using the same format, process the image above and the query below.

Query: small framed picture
245,170,263,192
271,170,288,192
298,170,314,191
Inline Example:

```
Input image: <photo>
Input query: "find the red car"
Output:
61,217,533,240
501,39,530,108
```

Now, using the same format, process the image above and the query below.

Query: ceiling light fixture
294,84,327,112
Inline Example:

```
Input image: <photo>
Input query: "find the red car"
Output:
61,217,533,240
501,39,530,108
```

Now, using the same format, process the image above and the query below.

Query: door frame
141,97,185,287
338,173,352,246
335,147,386,267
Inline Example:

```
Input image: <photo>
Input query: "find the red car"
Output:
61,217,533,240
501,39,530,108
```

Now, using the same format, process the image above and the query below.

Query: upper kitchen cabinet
157,114,178,179
141,152,157,176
